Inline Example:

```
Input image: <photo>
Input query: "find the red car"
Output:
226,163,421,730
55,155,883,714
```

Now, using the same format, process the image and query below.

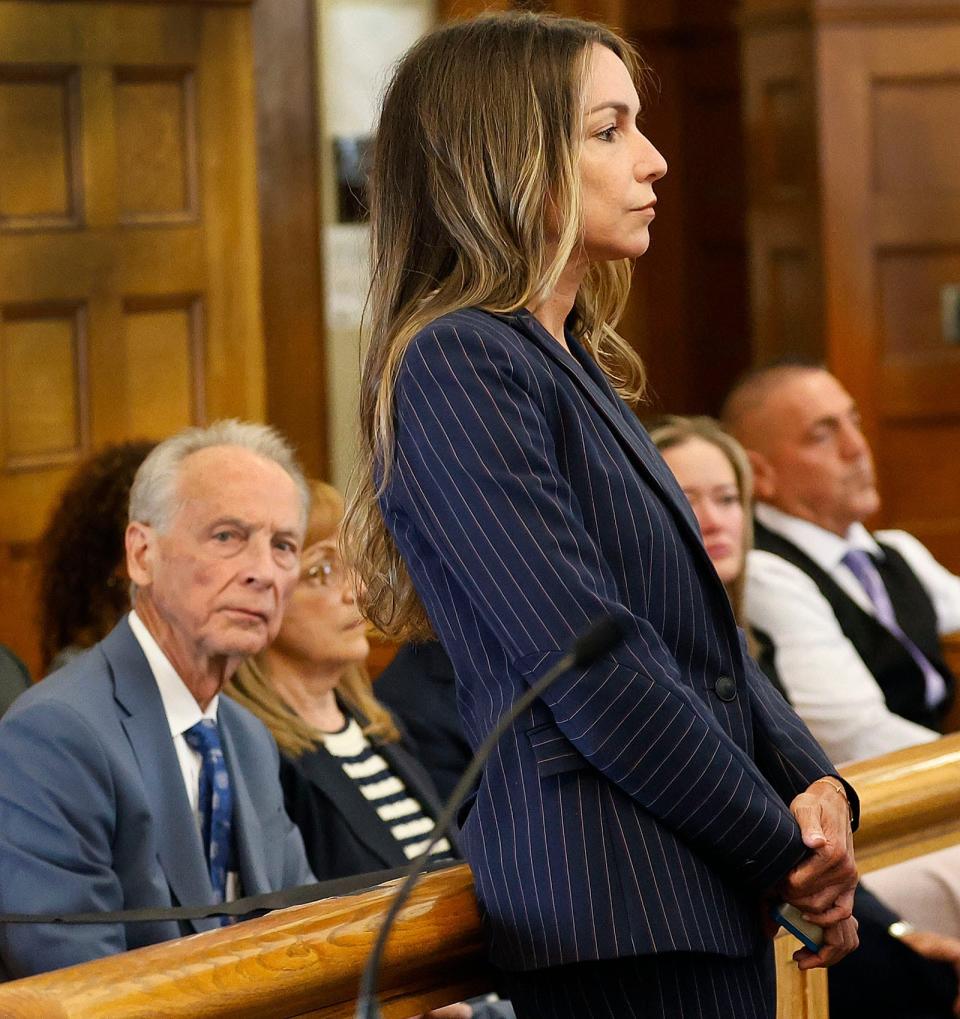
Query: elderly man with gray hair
0,420,315,979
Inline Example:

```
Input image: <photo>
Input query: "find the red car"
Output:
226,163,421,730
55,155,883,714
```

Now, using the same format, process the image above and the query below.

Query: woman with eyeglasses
226,481,453,882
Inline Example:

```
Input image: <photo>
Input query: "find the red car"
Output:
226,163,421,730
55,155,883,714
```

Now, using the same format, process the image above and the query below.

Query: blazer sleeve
742,641,860,830
0,699,127,976
389,321,826,891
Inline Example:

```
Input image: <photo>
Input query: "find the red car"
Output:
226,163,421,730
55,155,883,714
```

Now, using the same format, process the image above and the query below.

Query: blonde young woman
651,415,796,702
344,13,858,1017
650,416,754,618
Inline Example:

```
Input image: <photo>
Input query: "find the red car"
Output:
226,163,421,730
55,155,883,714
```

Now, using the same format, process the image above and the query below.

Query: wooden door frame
252,0,329,479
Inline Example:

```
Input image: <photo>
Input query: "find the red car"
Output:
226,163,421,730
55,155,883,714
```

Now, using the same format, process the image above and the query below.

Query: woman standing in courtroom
345,13,859,1017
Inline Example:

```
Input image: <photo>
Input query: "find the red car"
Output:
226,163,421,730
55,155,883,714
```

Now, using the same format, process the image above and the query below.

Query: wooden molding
740,0,960,26
63,1,255,6
252,0,329,478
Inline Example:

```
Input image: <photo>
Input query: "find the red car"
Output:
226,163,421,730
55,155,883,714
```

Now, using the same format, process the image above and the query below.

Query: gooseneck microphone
355,615,625,1019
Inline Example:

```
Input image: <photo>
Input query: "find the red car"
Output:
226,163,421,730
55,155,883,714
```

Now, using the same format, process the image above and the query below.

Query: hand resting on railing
776,777,860,970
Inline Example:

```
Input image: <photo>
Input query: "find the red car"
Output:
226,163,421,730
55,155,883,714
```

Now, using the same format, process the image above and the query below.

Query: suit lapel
296,742,408,868
504,311,714,572
106,620,219,934
218,703,271,895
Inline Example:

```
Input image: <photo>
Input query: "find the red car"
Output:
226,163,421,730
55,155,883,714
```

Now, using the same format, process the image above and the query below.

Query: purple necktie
841,548,947,709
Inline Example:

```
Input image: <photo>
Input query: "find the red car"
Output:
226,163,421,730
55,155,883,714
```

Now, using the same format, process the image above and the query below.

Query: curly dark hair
37,440,156,673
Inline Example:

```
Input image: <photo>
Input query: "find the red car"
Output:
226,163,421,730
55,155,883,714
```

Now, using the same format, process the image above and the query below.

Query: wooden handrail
3,734,960,1017
0,866,491,1018
843,730,960,872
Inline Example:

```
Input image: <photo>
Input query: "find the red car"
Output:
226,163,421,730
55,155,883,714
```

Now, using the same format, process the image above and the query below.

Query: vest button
715,676,737,702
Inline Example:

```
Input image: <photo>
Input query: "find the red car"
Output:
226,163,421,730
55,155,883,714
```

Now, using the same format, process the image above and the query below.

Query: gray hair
128,419,310,534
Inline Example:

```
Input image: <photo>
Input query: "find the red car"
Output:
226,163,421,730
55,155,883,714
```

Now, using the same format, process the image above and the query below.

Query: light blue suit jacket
0,617,313,979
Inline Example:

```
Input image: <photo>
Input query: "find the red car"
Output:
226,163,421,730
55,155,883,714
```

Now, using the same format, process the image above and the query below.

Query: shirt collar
754,502,882,572
128,610,219,737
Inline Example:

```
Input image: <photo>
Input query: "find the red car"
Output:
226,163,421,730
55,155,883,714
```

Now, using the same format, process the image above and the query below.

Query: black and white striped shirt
322,718,451,860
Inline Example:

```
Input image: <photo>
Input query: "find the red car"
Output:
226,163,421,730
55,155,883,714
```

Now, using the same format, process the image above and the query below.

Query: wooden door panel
817,17,960,574
1,305,87,463
878,249,960,358
869,30,960,573
741,18,825,367
122,296,204,436
0,301,89,540
114,67,198,224
0,67,82,228
0,0,261,676
873,77,960,194
877,423,960,562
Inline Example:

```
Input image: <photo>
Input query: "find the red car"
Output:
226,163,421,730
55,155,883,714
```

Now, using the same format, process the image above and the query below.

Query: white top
128,610,238,899
746,503,960,765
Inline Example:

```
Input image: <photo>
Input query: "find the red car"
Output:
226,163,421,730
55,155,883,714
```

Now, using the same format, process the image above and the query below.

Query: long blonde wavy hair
228,480,399,757
344,12,653,642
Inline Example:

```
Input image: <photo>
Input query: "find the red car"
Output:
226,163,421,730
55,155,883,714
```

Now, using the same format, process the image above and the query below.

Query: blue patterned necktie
183,718,233,903
841,547,947,708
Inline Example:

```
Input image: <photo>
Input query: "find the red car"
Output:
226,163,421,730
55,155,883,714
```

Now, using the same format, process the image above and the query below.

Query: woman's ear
748,450,776,503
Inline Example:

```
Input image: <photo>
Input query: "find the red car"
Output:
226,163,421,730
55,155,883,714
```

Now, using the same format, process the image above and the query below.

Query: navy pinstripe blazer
380,307,850,972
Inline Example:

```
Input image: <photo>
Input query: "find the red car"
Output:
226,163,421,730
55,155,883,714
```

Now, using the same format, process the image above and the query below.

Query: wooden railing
0,866,491,1018
843,731,960,874
2,734,960,1017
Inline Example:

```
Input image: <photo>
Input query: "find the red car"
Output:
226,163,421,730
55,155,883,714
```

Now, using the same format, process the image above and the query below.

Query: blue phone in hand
772,902,824,953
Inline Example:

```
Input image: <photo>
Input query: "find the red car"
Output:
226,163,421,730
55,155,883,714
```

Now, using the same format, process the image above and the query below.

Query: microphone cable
354,614,625,1019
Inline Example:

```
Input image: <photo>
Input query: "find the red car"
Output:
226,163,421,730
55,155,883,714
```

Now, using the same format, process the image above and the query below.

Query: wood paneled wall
741,0,960,572
627,2,752,416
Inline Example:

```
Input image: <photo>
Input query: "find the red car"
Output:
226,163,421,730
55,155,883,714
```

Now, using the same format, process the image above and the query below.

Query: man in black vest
723,363,960,1018
722,363,960,766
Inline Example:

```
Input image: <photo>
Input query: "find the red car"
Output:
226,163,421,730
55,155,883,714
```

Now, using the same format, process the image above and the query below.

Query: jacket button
715,676,737,702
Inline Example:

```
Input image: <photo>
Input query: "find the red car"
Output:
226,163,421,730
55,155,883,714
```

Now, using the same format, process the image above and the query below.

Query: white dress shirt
128,610,238,899
746,503,960,764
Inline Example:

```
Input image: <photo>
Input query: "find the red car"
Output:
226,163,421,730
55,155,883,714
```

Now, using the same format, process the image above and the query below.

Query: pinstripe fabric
498,944,775,1019
379,307,848,974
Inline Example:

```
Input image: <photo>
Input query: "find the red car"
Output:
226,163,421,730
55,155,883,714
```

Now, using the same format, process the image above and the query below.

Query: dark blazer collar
103,618,221,933
295,710,443,870
497,309,713,571
296,746,406,868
